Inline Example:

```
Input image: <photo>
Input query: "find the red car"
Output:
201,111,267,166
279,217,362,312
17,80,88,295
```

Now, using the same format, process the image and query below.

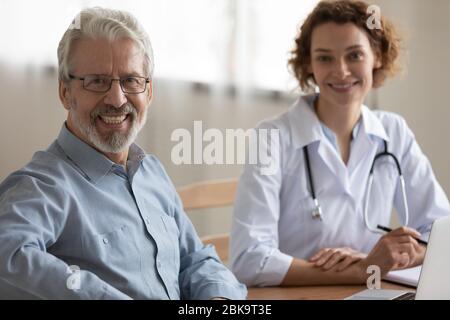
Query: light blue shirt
310,97,361,155
0,124,247,300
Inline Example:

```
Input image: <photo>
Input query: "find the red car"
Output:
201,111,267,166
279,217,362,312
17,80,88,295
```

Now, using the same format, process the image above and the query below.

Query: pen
377,225,428,246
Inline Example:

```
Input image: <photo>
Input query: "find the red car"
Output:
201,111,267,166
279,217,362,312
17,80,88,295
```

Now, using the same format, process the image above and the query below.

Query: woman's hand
309,247,367,272
362,227,426,276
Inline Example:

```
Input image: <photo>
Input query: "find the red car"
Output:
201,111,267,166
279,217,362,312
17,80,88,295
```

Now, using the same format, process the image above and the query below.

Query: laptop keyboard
393,292,416,300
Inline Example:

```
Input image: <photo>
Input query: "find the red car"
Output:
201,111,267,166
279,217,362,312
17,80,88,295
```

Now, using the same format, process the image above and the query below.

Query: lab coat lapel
316,140,350,194
289,99,391,202
348,106,390,175
348,106,390,201
347,127,374,174
347,129,375,201
288,95,351,194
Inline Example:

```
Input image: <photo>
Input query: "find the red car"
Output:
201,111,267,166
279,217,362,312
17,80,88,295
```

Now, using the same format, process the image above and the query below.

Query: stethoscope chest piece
312,200,323,221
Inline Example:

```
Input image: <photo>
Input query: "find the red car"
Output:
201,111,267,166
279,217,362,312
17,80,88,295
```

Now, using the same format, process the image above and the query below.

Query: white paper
383,266,422,287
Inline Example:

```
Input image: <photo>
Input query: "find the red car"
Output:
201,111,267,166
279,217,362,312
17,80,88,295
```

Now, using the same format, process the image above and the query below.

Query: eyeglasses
68,74,150,94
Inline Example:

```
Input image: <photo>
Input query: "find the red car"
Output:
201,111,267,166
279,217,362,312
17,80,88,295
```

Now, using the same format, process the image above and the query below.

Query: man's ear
146,80,153,104
59,80,71,110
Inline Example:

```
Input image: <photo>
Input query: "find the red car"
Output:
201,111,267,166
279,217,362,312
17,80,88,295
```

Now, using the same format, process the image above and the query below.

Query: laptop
346,215,450,300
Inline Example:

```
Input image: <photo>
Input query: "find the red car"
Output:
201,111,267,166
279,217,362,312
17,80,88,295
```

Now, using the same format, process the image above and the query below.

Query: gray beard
70,102,147,154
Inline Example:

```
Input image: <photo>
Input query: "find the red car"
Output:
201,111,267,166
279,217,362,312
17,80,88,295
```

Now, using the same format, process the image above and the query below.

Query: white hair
57,7,154,82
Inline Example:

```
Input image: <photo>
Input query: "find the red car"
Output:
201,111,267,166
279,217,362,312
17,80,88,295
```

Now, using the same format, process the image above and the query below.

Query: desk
248,281,414,300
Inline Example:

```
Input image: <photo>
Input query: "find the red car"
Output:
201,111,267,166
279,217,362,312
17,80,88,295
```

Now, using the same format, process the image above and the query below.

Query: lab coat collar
288,95,324,150
288,94,390,150
360,105,390,143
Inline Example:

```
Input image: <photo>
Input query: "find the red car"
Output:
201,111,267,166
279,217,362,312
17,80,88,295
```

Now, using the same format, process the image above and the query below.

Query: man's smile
98,114,130,125
95,113,132,130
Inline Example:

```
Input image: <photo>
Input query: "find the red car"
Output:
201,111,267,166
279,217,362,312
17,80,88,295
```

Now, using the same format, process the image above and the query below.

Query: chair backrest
177,178,238,262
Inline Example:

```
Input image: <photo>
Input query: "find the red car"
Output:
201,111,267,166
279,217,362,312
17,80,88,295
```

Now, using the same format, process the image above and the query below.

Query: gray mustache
91,104,137,118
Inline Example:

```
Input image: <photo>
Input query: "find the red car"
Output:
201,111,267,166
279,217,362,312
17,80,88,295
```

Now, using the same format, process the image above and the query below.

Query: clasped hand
309,227,426,274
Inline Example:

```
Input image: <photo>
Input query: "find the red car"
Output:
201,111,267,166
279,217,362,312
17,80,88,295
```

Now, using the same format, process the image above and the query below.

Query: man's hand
309,247,367,272
362,226,426,276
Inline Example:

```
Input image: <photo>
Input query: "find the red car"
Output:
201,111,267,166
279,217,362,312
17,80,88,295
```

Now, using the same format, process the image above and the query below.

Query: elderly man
0,8,246,300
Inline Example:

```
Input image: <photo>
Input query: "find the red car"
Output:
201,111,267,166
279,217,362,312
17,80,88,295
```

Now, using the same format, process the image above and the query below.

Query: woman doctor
230,0,450,287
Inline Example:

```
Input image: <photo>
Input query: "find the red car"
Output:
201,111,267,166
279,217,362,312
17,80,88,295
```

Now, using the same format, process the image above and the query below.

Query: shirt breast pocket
81,225,140,272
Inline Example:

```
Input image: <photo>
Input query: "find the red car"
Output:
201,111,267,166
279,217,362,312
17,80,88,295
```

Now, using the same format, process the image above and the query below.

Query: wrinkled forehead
69,37,146,76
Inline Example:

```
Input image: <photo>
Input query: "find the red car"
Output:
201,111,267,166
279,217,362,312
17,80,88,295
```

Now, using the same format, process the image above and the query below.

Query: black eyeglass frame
68,74,151,94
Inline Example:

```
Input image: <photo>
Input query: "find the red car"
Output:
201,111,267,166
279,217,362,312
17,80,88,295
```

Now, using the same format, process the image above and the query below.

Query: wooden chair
177,178,238,262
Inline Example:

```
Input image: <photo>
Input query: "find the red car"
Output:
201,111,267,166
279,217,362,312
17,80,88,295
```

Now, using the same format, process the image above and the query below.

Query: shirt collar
288,94,389,149
56,123,145,183
128,143,146,162
126,143,147,180
360,104,390,142
320,120,361,152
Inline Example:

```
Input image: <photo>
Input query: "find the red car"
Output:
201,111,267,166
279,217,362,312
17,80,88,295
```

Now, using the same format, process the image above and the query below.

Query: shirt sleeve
0,173,132,300
230,122,293,287
393,117,450,241
152,158,247,300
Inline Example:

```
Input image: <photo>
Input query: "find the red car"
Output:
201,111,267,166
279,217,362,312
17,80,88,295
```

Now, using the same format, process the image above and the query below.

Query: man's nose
104,80,127,108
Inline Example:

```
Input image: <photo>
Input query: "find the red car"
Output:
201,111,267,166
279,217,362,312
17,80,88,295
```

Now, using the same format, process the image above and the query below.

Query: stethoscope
303,140,409,233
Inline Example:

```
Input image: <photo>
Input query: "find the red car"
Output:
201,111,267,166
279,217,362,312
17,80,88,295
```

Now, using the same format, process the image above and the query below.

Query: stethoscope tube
364,141,409,232
304,146,323,220
303,141,410,231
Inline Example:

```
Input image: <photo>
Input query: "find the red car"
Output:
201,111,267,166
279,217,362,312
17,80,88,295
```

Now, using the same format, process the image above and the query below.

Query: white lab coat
230,94,450,287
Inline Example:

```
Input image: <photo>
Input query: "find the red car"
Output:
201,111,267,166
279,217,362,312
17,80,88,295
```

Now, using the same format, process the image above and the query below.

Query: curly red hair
289,0,402,91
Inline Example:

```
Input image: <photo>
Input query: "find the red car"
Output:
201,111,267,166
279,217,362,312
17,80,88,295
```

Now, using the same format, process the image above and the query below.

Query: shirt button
103,238,109,244
145,218,150,225
157,261,162,268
